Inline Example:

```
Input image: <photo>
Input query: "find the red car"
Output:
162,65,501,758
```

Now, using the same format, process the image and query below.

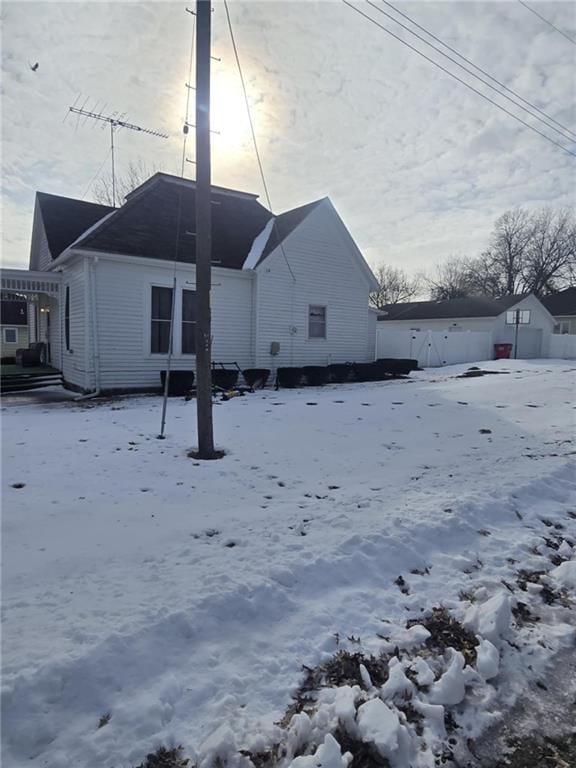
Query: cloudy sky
1,0,574,274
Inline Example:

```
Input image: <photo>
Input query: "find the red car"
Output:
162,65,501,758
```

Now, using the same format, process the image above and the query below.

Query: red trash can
494,343,513,359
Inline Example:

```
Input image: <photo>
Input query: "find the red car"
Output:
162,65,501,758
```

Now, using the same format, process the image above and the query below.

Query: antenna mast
67,106,169,206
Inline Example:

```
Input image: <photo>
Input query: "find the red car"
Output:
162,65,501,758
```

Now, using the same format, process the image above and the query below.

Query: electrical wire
342,0,576,158
223,0,297,281
369,0,575,143
181,13,197,176
518,0,576,46
81,148,112,200
381,0,576,140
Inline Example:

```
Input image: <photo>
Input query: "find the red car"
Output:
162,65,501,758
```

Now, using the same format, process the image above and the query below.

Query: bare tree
426,256,478,300
370,265,422,308
521,208,576,295
93,159,160,206
487,208,533,295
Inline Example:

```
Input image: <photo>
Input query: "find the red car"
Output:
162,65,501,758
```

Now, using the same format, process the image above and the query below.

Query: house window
182,289,196,354
3,328,17,344
150,286,173,354
65,286,70,351
554,321,570,335
308,305,326,339
506,309,531,325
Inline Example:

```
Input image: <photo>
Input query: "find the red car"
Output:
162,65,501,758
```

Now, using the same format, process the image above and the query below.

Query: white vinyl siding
0,326,28,356
254,200,374,368
92,256,254,391
59,261,89,389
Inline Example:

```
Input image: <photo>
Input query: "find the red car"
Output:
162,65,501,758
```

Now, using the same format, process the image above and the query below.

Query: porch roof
1,269,61,296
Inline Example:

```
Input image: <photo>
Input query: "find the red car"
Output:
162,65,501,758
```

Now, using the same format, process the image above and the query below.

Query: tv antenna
67,100,169,206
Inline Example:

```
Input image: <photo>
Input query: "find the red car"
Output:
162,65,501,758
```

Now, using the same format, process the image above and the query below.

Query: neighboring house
540,287,576,335
2,173,378,393
377,294,556,359
0,298,28,359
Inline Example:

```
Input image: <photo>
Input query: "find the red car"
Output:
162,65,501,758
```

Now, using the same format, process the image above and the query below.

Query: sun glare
210,70,252,152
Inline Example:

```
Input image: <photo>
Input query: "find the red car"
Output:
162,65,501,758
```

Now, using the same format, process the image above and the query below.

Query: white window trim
307,304,327,340
505,309,531,325
3,327,18,344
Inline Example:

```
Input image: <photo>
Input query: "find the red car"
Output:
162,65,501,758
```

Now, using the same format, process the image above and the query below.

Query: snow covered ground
2,359,575,767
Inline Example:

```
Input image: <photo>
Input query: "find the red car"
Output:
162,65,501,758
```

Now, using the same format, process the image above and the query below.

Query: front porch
1,363,63,393
1,268,62,374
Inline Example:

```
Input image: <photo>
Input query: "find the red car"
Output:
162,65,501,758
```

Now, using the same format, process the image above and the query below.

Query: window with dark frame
3,328,17,344
181,289,197,354
308,305,327,339
150,286,173,354
65,286,70,351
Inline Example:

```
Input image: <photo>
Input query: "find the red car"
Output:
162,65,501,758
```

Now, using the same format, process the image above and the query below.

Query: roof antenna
67,101,169,207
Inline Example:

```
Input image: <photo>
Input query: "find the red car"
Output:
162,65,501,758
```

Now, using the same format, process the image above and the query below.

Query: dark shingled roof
377,295,526,321
540,287,576,317
1,300,28,326
73,175,274,269
37,193,114,259
257,199,325,264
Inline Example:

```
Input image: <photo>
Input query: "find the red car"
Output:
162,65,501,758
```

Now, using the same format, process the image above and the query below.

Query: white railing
1,269,61,296
376,329,493,367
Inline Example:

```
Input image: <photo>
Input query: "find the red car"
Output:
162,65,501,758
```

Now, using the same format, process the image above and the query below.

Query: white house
3,173,378,393
541,287,576,335
376,294,556,359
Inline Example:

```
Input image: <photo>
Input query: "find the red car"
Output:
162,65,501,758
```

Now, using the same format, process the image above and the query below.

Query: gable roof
256,199,325,265
540,287,576,316
36,193,114,259
377,295,526,321
71,175,273,269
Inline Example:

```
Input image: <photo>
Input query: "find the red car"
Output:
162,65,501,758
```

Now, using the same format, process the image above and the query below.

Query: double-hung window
505,309,531,325
181,289,197,354
308,305,326,339
150,286,173,354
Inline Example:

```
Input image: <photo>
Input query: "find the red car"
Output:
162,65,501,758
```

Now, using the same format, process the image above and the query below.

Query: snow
2,359,576,767
289,734,351,768
242,218,274,269
429,651,467,706
475,638,500,680
551,559,576,590
356,698,402,755
464,592,512,645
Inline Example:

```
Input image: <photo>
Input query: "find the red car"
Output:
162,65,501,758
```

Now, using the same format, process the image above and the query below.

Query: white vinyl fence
376,330,493,368
548,333,576,360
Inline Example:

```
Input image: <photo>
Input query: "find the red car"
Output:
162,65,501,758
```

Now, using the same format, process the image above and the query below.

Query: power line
518,0,576,46
181,9,197,176
342,0,576,158
81,148,112,200
223,0,296,281
381,0,576,140
369,0,575,143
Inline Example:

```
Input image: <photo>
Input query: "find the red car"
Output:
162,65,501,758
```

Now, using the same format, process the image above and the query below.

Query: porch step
1,374,63,393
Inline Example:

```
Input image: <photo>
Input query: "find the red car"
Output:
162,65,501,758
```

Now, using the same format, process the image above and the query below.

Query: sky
1,0,575,274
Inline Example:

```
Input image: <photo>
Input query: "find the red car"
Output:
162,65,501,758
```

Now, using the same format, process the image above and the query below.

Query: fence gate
375,329,493,368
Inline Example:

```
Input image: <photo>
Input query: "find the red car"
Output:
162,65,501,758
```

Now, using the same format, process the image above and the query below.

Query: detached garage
376,294,556,364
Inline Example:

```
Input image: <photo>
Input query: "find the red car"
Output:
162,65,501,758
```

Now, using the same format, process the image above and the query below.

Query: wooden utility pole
194,0,216,458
